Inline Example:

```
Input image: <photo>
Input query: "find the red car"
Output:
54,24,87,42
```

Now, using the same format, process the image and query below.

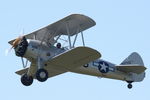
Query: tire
21,74,33,86
127,83,132,89
36,69,48,82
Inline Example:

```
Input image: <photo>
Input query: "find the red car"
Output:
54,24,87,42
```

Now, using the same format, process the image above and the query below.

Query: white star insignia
100,63,108,72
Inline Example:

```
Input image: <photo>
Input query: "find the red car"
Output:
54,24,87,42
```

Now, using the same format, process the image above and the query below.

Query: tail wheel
127,83,132,89
21,73,33,86
36,68,48,82
126,81,133,89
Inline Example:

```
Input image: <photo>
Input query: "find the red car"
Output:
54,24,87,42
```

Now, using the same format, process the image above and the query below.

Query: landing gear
127,83,132,89
126,81,133,89
36,68,48,82
21,73,33,86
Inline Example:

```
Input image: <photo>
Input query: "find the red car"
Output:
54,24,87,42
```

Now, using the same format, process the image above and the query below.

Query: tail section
120,52,144,66
117,52,146,82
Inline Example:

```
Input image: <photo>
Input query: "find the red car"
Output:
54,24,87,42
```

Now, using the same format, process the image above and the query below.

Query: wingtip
77,46,101,58
8,39,15,45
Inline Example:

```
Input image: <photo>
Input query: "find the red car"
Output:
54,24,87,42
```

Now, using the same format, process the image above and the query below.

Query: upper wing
8,14,96,45
116,64,147,74
45,46,101,71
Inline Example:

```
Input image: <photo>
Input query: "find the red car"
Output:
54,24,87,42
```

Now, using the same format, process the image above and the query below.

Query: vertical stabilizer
120,52,146,82
120,52,144,66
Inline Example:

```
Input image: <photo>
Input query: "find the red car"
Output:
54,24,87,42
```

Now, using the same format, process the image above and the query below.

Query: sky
0,0,150,100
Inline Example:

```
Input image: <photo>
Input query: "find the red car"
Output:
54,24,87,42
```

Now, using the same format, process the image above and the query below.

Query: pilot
56,43,61,49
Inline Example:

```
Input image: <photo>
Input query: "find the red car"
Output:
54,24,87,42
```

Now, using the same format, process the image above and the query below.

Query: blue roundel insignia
98,61,109,73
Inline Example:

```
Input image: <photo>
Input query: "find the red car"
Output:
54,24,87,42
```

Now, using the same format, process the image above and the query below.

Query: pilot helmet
56,43,61,48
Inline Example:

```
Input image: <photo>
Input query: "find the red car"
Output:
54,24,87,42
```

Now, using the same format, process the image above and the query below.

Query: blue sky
0,0,150,100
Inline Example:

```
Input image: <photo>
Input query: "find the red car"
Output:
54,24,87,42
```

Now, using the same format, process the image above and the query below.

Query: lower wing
16,46,101,78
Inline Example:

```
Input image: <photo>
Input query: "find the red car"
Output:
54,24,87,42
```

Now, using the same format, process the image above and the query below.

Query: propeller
6,29,30,69
5,29,24,56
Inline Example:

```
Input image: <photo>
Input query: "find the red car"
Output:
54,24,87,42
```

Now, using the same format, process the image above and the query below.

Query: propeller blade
19,29,24,36
5,49,9,56
6,30,24,56
12,37,22,48
5,46,13,56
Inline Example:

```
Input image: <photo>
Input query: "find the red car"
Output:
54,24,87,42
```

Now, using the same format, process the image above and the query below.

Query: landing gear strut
21,73,33,86
36,68,48,82
127,81,133,89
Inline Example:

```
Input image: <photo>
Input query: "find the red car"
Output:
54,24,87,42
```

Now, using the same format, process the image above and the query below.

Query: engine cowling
14,37,28,57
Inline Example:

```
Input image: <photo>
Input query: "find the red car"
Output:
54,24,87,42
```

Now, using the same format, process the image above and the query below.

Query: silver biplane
8,14,146,89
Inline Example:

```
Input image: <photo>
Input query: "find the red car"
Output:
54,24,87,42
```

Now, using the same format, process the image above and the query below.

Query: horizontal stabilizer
116,64,146,74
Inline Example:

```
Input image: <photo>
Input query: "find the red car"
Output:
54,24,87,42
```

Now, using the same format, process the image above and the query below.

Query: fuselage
15,39,144,83
70,59,132,81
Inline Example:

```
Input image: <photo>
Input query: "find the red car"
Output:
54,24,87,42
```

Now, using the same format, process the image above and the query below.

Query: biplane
8,14,146,89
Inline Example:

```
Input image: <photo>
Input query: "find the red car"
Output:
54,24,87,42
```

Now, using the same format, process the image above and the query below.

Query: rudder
120,52,144,66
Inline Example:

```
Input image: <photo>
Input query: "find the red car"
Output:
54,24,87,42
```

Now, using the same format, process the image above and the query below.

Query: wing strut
81,31,85,46
72,33,78,48
66,23,72,49
65,23,86,49
21,57,28,68
72,27,80,48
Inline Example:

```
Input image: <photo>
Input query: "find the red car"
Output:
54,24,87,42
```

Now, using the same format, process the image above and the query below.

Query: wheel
127,83,132,89
36,68,48,82
21,73,33,86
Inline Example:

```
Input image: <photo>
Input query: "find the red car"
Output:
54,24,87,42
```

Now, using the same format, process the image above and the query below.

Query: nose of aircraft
14,36,28,57
12,36,23,48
